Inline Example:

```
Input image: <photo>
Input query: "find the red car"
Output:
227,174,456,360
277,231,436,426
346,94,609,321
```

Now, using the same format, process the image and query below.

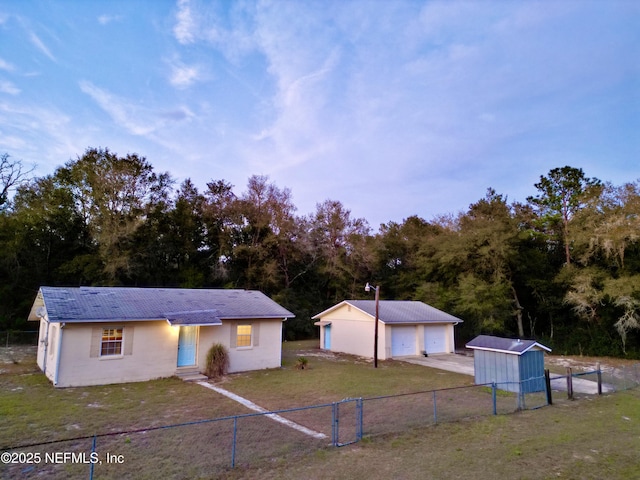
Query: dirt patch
546,354,637,374
293,348,373,365
0,345,36,363
296,351,337,359
0,346,38,375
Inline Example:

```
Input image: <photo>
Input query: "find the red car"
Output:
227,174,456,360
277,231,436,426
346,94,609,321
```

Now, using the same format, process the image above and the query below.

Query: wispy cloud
98,14,123,26
172,0,256,62
3,1,635,227
0,58,15,72
0,100,79,166
28,31,56,62
79,80,156,136
0,80,20,95
79,80,195,138
173,0,639,224
174,0,196,44
167,57,205,89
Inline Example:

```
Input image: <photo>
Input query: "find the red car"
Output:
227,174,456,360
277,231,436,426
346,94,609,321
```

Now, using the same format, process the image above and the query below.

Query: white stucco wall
197,319,284,373
317,304,387,360
316,303,458,359
54,321,179,387
35,317,285,387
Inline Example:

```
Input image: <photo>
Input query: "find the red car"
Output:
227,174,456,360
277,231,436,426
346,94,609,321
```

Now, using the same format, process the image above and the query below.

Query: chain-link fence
0,330,38,348
548,364,640,401
0,381,550,478
600,363,640,392
2,363,638,478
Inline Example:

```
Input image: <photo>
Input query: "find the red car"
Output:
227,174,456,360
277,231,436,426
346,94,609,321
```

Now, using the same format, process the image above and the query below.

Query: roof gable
466,335,551,355
313,300,463,324
34,286,294,324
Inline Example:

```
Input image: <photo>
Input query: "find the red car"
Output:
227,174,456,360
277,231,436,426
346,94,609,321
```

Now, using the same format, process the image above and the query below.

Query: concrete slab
398,354,475,376
398,354,608,394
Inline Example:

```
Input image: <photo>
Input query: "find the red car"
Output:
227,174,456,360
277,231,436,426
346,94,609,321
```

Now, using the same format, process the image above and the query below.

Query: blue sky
1,1,638,228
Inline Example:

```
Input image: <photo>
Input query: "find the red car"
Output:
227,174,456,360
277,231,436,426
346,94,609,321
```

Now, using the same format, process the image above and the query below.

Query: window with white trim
236,325,252,348
101,327,123,356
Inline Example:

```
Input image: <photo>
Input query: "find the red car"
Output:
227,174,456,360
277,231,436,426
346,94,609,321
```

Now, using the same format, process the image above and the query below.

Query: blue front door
177,326,197,367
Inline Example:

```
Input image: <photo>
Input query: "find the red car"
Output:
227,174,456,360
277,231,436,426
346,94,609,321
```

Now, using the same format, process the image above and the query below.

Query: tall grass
205,343,229,379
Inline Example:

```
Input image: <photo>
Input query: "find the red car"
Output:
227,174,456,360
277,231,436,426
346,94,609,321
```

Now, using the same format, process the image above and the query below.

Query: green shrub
205,343,229,379
296,356,309,370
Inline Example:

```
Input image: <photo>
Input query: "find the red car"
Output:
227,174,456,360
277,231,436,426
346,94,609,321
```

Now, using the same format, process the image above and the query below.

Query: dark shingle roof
38,286,294,325
313,300,463,324
466,335,551,355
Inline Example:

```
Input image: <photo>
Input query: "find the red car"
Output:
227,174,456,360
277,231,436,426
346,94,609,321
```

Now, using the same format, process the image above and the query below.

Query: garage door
424,325,448,354
392,326,416,356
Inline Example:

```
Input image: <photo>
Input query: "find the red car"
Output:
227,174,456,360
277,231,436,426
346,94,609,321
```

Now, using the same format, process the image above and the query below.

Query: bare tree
0,153,35,208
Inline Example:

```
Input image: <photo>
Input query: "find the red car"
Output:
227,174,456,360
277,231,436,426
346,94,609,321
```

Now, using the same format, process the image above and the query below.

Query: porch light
365,282,380,368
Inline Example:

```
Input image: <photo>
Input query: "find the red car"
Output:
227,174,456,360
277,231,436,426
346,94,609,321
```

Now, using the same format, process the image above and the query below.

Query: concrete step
175,369,208,382
179,373,209,382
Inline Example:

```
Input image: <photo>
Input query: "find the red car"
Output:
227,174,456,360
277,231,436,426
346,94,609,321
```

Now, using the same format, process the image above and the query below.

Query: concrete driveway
399,353,475,375
398,354,607,394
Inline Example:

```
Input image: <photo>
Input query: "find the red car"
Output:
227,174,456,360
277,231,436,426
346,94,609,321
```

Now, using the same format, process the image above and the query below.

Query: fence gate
333,398,363,446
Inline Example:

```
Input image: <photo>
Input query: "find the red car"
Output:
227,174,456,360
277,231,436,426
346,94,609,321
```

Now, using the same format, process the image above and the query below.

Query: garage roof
312,300,463,324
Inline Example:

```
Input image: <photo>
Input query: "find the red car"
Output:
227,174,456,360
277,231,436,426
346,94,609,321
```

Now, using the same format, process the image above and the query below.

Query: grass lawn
1,341,639,479
230,389,640,480
225,340,477,408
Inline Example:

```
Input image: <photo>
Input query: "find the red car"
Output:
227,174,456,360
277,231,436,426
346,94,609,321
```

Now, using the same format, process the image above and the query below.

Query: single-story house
466,335,552,393
28,286,294,387
312,300,463,360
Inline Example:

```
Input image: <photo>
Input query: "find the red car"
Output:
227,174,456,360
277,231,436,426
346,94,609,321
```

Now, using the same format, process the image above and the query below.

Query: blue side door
324,325,331,350
177,326,197,367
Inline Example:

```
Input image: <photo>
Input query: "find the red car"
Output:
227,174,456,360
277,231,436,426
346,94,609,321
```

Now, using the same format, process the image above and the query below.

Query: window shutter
230,324,237,348
123,326,134,355
90,327,101,358
253,322,260,347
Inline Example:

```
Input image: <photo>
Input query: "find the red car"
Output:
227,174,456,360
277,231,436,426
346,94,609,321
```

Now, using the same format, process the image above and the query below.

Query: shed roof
29,286,294,325
312,300,463,324
466,335,551,355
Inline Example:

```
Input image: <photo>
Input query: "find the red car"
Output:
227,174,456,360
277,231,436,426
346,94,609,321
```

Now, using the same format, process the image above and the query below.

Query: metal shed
466,335,551,393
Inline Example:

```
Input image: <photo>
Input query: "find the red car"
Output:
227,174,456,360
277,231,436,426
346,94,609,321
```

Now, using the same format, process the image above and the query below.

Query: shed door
177,326,198,367
392,326,416,356
424,325,448,354
324,325,331,350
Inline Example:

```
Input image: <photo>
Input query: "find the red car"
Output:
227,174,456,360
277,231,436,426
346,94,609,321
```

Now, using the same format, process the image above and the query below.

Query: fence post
332,402,338,447
491,383,497,415
566,367,573,400
231,417,238,468
544,369,552,405
517,387,525,411
357,398,363,441
89,435,96,480
596,362,602,395
433,391,437,424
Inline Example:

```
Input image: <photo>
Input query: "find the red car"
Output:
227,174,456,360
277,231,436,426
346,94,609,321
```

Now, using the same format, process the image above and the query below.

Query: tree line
1,148,639,357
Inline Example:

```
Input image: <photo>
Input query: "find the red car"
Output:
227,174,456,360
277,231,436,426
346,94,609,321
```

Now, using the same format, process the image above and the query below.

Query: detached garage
313,300,463,360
